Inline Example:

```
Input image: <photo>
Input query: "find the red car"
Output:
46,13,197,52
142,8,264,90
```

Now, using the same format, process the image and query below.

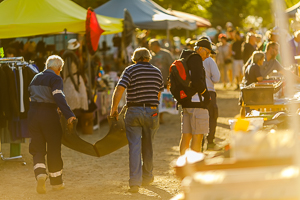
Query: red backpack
168,50,206,104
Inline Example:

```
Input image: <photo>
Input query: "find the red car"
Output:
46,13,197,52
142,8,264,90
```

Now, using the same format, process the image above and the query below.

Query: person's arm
158,91,161,101
209,58,221,83
110,68,130,119
51,77,75,124
158,71,164,101
273,61,300,83
254,65,263,82
279,68,300,83
110,85,125,120
256,77,263,82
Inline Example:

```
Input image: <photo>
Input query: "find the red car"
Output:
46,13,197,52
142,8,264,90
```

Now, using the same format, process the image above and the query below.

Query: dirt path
0,83,240,200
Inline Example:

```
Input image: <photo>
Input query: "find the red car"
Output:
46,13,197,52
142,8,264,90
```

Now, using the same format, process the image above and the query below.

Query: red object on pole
86,7,104,55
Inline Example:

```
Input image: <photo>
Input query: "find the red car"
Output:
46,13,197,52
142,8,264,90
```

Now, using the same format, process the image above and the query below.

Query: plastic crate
242,86,274,105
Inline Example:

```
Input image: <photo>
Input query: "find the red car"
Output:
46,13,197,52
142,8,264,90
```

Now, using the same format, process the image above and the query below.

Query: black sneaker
128,185,139,193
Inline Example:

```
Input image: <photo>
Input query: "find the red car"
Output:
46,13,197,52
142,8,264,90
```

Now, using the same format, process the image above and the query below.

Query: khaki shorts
181,108,209,135
232,59,243,77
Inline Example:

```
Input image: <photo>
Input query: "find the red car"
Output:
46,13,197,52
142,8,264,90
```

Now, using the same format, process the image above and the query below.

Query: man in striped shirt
110,47,164,193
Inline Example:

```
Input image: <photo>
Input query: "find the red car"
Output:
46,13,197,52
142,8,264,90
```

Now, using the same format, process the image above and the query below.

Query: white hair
46,55,64,70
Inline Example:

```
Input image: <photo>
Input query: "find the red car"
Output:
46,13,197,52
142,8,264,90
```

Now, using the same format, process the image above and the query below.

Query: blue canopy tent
95,0,196,41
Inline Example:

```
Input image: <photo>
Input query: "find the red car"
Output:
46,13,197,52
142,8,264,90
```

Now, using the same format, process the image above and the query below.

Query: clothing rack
0,56,27,164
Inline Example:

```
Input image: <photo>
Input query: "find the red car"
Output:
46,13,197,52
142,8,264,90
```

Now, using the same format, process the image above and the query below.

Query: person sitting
244,51,264,86
240,51,264,117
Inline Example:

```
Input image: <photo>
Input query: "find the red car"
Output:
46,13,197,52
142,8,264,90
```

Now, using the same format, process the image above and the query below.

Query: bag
225,58,232,64
167,50,206,104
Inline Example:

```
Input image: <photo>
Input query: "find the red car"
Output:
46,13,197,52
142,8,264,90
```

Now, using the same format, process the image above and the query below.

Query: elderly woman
110,47,164,193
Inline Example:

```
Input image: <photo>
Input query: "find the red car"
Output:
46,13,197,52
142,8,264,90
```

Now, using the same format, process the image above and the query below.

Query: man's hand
110,108,119,120
57,108,62,115
202,90,211,106
67,116,76,125
110,85,125,121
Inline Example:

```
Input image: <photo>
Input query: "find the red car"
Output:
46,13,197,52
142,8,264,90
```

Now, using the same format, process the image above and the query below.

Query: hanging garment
63,75,88,111
0,67,10,127
20,66,36,119
19,66,25,113
2,64,18,119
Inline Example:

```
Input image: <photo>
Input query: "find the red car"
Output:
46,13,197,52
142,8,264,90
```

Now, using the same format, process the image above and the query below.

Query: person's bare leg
191,134,204,153
179,133,192,155
235,77,240,89
228,69,233,86
240,107,246,118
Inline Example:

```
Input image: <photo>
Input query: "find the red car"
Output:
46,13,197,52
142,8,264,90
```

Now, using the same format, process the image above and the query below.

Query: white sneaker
36,174,47,194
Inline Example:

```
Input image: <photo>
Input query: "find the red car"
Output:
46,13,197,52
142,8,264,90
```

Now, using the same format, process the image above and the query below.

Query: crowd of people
6,22,300,195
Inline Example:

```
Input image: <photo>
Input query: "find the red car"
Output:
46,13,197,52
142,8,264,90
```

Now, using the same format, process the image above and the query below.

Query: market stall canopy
167,10,211,27
144,0,210,27
0,0,123,39
286,2,300,18
94,0,196,30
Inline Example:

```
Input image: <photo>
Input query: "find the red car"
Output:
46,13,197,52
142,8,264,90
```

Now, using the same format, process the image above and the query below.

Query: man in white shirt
201,36,221,150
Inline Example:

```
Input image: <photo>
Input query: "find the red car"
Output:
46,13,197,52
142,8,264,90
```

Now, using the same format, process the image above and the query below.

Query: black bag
168,50,206,104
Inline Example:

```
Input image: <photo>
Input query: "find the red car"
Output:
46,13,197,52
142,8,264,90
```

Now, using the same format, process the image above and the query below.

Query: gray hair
131,47,152,62
46,55,64,70
252,51,264,63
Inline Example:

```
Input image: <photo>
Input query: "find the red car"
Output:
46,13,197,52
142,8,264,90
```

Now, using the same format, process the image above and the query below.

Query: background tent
144,0,210,27
94,0,196,30
286,2,300,18
167,10,211,28
0,0,123,39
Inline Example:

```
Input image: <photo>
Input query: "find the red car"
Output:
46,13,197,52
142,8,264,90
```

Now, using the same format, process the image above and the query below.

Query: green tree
206,0,252,28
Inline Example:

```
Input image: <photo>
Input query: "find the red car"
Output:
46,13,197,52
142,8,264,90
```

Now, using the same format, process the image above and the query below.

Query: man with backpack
178,39,215,155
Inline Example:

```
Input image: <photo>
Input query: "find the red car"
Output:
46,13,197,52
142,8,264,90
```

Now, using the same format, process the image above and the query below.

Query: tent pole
64,29,67,50
166,29,170,46
86,45,92,100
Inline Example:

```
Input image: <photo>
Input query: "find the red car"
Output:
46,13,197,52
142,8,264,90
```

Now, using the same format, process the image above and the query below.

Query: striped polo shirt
117,62,164,105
